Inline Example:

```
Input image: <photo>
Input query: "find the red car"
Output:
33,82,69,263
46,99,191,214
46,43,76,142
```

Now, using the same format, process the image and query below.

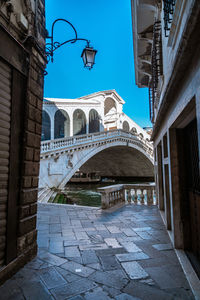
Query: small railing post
147,188,153,205
153,187,157,205
127,189,131,203
141,189,145,204
101,192,109,209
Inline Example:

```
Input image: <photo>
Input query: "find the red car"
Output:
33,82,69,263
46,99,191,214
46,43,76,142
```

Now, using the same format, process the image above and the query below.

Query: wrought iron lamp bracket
45,18,91,62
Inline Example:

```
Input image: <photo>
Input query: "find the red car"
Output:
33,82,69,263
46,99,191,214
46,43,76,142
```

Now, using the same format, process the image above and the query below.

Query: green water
51,183,104,207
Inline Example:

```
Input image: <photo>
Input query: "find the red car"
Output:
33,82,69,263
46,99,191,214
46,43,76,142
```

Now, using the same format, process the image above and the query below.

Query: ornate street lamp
45,19,97,70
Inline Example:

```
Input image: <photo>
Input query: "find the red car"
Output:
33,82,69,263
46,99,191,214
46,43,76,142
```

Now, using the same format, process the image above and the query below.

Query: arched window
122,121,130,132
139,133,144,139
73,109,86,135
41,111,51,141
104,98,116,115
131,127,137,134
54,109,70,139
89,109,100,133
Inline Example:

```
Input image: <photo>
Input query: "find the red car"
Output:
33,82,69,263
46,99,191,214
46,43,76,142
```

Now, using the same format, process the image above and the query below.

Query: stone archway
42,110,51,141
89,109,100,133
73,109,86,135
54,109,70,139
104,97,116,115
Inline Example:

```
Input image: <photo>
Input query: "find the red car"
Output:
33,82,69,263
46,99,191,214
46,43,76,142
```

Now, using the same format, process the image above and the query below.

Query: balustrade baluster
133,189,138,204
127,189,131,203
154,188,157,205
147,188,153,205
140,189,145,204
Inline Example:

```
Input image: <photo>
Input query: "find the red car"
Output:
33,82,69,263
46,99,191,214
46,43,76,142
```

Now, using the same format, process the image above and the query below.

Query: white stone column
70,113,73,136
50,113,54,140
86,110,89,134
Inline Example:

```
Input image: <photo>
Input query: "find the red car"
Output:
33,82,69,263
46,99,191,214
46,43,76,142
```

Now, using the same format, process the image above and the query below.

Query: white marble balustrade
41,129,154,157
98,183,156,209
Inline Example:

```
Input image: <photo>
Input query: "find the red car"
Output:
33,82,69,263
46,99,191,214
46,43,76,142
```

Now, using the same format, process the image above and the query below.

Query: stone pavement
0,203,194,299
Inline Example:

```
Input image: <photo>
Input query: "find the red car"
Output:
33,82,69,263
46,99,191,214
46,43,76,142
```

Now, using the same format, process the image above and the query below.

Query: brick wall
0,0,46,283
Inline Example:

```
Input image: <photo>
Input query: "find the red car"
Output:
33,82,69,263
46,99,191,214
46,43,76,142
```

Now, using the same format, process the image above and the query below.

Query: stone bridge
39,129,154,189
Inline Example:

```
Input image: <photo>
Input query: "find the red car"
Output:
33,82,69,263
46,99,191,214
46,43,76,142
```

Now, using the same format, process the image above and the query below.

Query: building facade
42,90,150,141
132,0,200,281
0,0,46,283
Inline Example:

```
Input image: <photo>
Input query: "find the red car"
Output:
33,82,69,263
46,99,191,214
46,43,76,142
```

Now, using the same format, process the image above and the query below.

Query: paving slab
81,250,99,265
99,255,121,271
51,278,97,299
55,266,82,283
89,269,128,289
104,237,122,248
152,243,173,251
95,247,127,257
38,251,67,266
116,293,142,300
84,287,112,300
121,261,149,280
123,281,174,300
38,267,67,289
60,261,95,277
120,242,142,253
145,264,190,289
64,246,81,258
21,281,53,300
116,252,149,262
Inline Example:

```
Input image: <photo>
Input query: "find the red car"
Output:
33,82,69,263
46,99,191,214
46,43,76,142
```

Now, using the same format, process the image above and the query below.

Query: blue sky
44,0,151,127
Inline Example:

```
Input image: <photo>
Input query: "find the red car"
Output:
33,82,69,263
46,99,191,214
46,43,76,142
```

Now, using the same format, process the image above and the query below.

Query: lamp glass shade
81,47,97,69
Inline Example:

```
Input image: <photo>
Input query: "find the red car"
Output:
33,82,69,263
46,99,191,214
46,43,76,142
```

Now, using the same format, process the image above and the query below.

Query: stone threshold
160,210,200,300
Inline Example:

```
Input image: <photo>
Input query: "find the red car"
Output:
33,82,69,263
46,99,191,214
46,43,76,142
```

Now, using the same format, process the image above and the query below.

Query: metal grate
163,0,176,37
149,21,163,123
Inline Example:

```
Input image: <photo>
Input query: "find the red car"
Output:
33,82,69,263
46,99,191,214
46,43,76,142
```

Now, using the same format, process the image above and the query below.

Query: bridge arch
89,109,100,133
73,109,86,135
54,109,70,139
42,110,51,141
123,121,130,132
58,141,154,188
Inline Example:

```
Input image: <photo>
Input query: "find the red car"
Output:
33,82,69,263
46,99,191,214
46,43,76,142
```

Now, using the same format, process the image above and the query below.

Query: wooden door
0,59,12,267
184,119,200,270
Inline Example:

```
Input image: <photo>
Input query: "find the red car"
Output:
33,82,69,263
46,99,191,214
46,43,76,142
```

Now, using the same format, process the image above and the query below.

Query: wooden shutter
0,59,11,267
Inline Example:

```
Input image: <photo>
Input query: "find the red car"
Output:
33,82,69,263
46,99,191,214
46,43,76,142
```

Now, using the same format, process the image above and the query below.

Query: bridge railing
97,183,156,209
41,129,153,155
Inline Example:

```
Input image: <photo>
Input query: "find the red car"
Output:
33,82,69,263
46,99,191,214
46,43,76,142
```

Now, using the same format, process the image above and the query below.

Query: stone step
41,190,56,203
38,188,50,202
38,187,48,199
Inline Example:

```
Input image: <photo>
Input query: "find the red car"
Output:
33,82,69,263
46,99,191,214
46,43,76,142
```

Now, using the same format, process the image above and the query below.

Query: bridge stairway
38,187,56,203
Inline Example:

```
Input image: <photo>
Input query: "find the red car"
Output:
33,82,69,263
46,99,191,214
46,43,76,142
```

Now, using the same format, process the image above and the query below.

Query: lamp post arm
46,18,90,62
51,18,78,43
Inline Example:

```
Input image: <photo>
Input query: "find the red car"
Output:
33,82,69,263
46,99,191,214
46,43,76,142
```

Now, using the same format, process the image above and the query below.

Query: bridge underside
79,146,154,178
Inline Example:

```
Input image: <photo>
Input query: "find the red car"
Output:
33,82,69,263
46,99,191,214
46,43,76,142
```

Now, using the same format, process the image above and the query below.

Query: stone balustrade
98,183,156,209
41,129,154,158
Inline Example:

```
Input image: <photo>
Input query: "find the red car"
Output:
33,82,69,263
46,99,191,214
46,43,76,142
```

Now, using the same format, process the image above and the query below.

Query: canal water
50,181,139,207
